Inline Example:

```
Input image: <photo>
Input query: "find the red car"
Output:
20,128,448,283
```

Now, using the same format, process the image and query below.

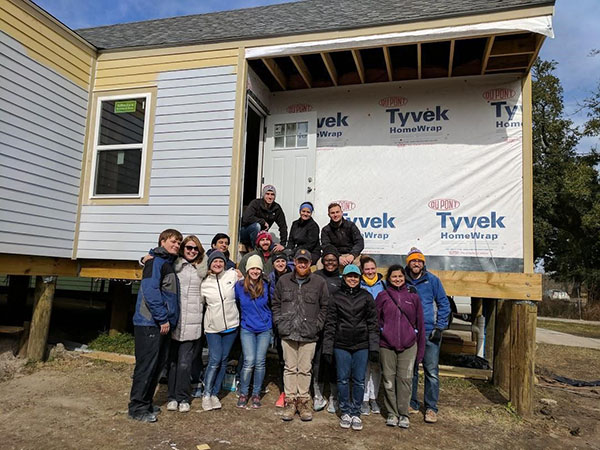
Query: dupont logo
428,198,461,211
335,200,356,212
286,104,313,113
482,88,516,101
379,96,408,108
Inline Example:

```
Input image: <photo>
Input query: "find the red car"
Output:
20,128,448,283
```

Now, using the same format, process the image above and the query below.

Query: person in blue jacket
235,254,273,409
128,229,182,423
404,247,451,424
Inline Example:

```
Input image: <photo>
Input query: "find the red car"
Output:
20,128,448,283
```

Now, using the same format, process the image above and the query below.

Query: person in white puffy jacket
200,251,243,411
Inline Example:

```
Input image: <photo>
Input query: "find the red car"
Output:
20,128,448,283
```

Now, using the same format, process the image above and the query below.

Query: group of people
127,185,451,433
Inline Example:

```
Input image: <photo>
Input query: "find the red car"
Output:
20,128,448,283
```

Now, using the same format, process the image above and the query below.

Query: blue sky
36,0,598,152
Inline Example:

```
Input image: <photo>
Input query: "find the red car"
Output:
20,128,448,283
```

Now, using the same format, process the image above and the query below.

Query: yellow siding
0,0,94,89
94,48,238,89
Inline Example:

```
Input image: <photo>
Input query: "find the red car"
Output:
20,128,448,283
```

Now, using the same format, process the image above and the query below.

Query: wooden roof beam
290,55,312,88
383,46,393,81
448,39,455,77
481,36,495,75
320,52,338,86
417,43,422,79
351,49,365,83
261,57,287,90
526,34,546,72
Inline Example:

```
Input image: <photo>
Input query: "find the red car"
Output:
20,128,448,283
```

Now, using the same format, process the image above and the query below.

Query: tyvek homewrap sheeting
246,16,553,58
269,75,524,272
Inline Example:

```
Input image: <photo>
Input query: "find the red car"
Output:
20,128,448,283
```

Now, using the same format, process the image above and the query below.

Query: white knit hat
246,254,264,272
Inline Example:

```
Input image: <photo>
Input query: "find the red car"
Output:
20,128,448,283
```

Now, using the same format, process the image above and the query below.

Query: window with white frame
91,94,150,197
274,121,308,149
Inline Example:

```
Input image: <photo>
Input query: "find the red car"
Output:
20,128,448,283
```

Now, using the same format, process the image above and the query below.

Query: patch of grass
536,343,600,380
537,319,600,339
88,332,135,355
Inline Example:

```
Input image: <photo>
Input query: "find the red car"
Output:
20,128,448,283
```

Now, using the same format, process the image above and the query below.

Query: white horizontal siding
0,31,87,259
76,65,237,260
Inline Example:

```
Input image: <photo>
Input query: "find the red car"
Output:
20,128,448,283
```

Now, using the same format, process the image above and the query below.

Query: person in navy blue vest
404,247,451,424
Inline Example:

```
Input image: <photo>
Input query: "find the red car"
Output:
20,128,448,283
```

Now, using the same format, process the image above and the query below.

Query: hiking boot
313,395,327,411
360,401,370,416
201,396,213,411
210,395,222,410
339,413,352,429
275,392,286,408
251,395,261,409
386,414,399,427
128,412,157,423
178,402,190,413
237,394,248,408
297,399,313,421
398,415,410,428
408,406,420,415
327,396,337,414
166,400,178,411
351,416,363,431
424,409,438,423
282,398,296,421
369,399,381,414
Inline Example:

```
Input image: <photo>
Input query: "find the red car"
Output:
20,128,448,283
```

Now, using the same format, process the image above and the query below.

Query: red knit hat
255,231,273,246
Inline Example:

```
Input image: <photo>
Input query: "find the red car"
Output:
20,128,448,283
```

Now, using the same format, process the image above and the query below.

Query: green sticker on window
114,100,137,114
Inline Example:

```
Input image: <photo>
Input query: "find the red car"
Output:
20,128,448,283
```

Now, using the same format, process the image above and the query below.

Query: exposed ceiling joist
351,49,365,83
481,36,496,75
448,39,455,77
290,55,312,88
383,46,393,82
417,43,422,79
320,52,338,86
262,57,287,90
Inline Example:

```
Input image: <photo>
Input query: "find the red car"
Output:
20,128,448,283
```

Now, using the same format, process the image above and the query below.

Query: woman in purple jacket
375,264,425,429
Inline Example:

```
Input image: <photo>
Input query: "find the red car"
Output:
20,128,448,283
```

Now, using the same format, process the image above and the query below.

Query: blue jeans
240,222,261,247
239,328,272,396
410,337,441,413
203,330,238,397
334,348,368,417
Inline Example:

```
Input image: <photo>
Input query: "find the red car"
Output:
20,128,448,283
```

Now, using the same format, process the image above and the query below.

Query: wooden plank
0,325,25,334
483,299,496,365
493,300,511,396
97,48,238,71
419,364,492,381
79,260,142,280
261,58,286,90
27,276,56,361
0,254,78,276
290,55,312,88
382,46,393,81
448,39,455,77
510,301,537,416
351,49,365,83
429,270,542,300
481,35,495,75
18,321,31,358
522,72,534,273
108,281,132,336
417,43,422,79
526,34,545,72
80,350,135,364
320,52,338,86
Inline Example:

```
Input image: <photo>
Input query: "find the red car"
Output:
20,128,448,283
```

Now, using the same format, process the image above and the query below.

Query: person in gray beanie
240,185,287,251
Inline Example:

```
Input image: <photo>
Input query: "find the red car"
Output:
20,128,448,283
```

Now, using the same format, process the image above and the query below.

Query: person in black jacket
286,201,320,265
240,185,287,251
321,203,364,266
322,264,379,431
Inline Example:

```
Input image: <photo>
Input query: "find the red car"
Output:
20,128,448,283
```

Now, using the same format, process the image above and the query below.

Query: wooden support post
109,280,132,336
509,301,537,416
27,276,56,362
18,321,31,358
483,299,496,364
7,275,30,326
493,299,511,397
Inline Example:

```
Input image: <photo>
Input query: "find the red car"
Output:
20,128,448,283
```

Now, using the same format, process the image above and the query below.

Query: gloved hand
429,328,443,344
322,354,333,366
369,351,379,364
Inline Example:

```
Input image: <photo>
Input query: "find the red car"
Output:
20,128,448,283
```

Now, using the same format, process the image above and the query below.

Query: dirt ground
0,342,598,450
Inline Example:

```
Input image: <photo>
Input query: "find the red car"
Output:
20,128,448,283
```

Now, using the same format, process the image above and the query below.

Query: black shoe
149,405,161,415
128,412,157,423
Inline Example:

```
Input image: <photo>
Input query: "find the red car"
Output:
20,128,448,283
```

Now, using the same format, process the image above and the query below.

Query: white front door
263,112,317,241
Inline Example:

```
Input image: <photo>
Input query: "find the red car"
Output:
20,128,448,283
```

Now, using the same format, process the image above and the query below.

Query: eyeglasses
185,245,199,252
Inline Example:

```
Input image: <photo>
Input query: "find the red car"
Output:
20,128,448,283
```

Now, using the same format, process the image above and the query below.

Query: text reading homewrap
386,106,449,133
438,211,505,241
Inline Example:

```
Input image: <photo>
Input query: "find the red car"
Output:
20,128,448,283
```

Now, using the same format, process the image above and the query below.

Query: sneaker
275,392,286,408
408,406,420,415
235,380,241,398
369,399,381,414
424,409,438,423
210,395,222,410
398,415,410,428
327,396,338,414
386,414,399,427
351,416,363,431
313,396,327,412
282,398,296,421
128,412,157,423
297,399,313,421
166,400,178,411
360,401,370,416
251,395,261,409
178,402,190,413
237,394,248,408
201,396,213,411
339,413,352,429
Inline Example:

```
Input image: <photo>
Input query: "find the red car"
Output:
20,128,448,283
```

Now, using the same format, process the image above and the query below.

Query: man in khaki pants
272,249,329,421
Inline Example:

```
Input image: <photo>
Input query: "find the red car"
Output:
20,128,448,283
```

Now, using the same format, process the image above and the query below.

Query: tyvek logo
317,112,349,139
287,104,313,113
428,198,460,211
335,200,356,212
437,211,505,241
482,88,516,101
379,96,408,107
343,211,396,241
387,106,449,134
